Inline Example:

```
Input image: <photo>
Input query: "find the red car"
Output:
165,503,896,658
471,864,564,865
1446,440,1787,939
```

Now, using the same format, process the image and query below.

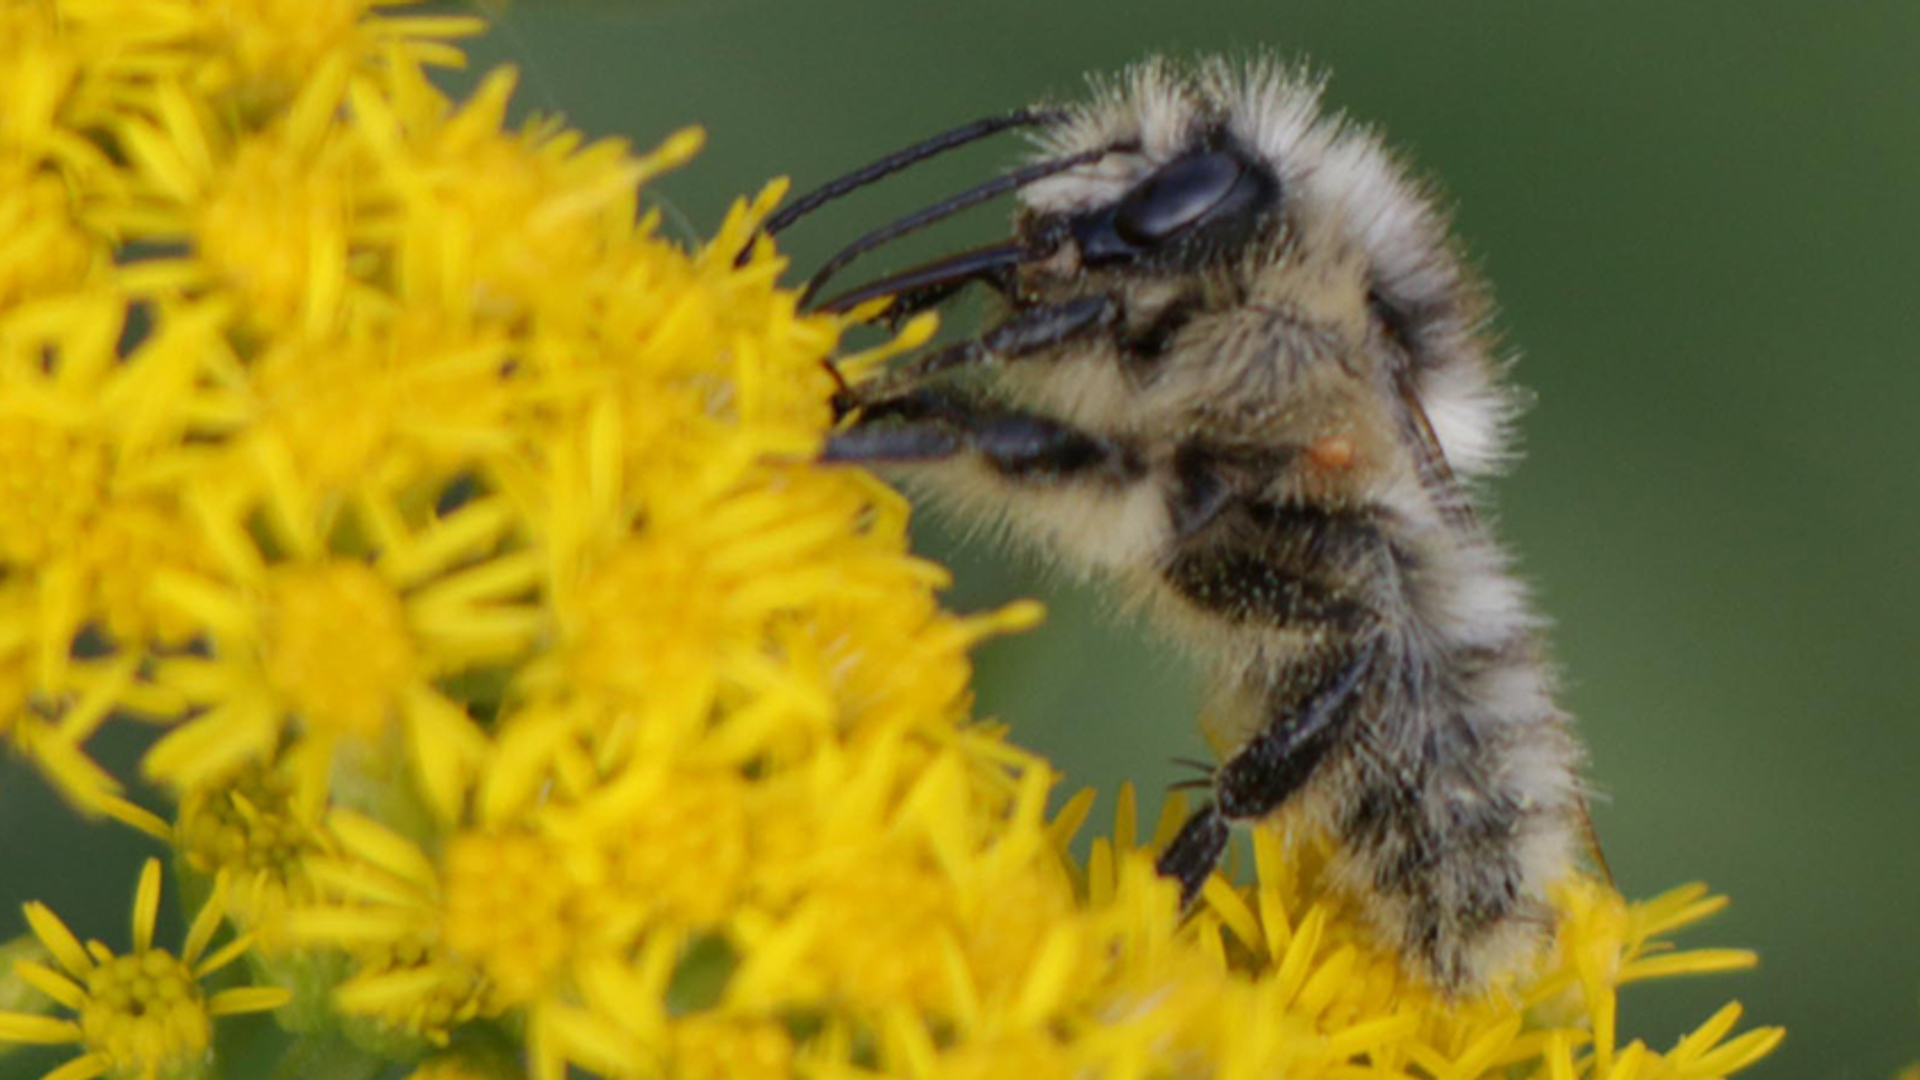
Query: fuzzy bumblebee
769,57,1590,994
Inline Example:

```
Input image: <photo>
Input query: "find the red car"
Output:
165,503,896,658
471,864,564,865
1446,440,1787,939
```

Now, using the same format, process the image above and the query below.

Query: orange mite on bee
1306,435,1356,471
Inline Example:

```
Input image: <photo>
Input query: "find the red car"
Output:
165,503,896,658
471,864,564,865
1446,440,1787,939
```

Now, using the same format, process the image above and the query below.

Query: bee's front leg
831,295,1116,419
898,295,1115,382
824,386,1140,485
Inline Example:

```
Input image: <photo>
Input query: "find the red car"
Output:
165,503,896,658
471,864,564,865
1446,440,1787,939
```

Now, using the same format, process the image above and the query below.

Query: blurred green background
4,2,1916,1077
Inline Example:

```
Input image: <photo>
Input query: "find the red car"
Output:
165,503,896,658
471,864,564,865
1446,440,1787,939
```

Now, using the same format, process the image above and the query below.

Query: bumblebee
766,57,1590,993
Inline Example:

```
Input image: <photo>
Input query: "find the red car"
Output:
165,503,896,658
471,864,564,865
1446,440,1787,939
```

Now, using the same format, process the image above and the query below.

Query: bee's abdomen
1161,479,1582,991
1325,633,1582,990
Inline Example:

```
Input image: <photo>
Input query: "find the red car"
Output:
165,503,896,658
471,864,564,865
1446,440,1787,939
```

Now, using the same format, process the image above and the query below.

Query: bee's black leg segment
1156,801,1231,906
897,295,1116,382
820,423,963,463
1155,645,1376,905
833,295,1112,419
826,389,1141,482
969,411,1138,480
1214,645,1374,820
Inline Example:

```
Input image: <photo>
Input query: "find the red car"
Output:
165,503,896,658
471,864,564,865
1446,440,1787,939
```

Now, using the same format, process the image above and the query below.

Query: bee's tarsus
1156,802,1230,907
828,388,859,423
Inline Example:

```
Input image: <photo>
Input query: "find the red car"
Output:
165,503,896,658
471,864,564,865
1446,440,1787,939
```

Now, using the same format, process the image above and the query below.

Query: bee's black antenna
800,144,1125,309
761,109,1064,243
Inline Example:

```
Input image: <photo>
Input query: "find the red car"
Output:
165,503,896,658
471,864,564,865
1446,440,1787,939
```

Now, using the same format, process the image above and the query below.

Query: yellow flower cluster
0,2,1781,1079
0,860,288,1080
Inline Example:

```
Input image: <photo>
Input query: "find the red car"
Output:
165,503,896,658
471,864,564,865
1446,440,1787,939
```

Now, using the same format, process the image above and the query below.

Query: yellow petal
130,859,162,954
1690,1027,1787,1076
207,986,293,1017
1619,948,1758,984
12,960,85,1010
20,904,90,978
327,810,438,887
41,1053,111,1080
193,933,259,981
182,876,231,969
0,1010,82,1043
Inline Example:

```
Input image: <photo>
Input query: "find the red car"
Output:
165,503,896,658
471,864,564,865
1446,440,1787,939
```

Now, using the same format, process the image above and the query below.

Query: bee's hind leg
1157,643,1377,906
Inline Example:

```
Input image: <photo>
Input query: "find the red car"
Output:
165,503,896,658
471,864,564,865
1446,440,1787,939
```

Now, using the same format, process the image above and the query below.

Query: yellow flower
0,287,213,809
173,759,335,951
284,810,492,1048
0,859,289,1080
1052,795,1786,1080
141,483,535,818
0,2,1787,1079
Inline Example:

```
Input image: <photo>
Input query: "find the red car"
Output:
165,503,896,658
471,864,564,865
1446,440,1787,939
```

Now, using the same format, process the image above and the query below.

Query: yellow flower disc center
0,416,107,566
602,771,750,927
178,764,313,878
85,499,206,645
811,860,954,1010
441,833,575,1006
79,949,211,1074
264,562,417,741
568,536,725,711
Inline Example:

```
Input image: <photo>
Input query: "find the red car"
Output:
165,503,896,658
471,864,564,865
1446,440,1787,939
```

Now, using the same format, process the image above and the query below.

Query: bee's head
765,59,1331,320
1008,130,1281,290
768,58,1505,477
1011,63,1294,288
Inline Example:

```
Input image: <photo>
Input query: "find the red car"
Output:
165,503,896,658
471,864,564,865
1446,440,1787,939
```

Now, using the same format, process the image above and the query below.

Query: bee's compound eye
1113,151,1247,246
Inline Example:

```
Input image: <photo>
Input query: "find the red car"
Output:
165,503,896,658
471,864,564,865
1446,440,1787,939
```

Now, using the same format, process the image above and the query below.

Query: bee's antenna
800,144,1126,309
762,109,1064,242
